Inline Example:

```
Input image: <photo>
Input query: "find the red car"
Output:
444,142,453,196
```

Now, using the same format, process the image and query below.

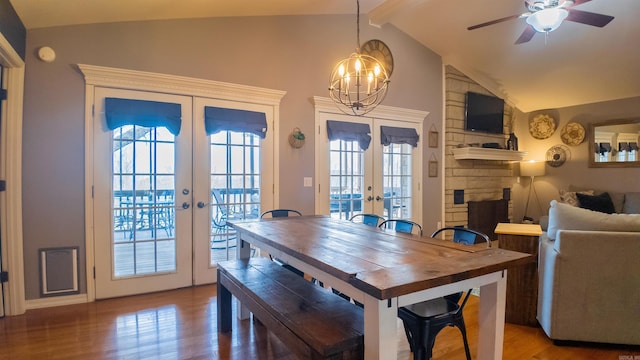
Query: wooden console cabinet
495,223,542,326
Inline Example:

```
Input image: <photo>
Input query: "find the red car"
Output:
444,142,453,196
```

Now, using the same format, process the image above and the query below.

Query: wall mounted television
464,92,505,135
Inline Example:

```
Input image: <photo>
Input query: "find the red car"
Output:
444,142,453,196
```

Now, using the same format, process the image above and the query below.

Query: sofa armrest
538,230,640,344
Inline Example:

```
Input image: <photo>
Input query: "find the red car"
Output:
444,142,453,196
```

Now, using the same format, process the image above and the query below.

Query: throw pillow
567,185,624,213
576,192,616,214
559,189,594,207
623,192,640,214
546,200,640,240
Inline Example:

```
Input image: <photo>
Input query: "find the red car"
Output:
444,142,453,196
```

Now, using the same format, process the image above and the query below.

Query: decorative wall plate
560,122,586,146
529,114,556,139
546,144,571,167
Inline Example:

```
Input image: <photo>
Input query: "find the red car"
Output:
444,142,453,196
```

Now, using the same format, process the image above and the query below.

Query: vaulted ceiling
10,0,640,112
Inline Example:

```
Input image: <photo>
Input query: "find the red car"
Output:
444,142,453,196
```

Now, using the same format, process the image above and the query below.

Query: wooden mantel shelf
451,147,527,161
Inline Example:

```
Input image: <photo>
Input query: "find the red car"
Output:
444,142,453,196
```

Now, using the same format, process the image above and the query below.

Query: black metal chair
378,219,423,236
260,209,304,277
259,209,302,218
332,213,387,305
348,213,385,227
397,227,491,360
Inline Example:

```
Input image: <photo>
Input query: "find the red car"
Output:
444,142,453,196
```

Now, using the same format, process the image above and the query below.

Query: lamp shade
526,8,569,33
520,160,546,177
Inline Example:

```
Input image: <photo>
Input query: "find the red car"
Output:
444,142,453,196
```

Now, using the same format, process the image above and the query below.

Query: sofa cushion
623,192,640,214
547,200,640,240
576,192,616,214
559,189,593,207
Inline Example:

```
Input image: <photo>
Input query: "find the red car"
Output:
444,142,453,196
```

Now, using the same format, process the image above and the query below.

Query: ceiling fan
467,0,614,44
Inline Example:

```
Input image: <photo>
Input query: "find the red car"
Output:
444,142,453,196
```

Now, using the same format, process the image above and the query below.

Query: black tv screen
464,92,504,134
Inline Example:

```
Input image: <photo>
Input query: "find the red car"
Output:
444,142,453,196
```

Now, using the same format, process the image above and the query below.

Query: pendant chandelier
328,0,390,116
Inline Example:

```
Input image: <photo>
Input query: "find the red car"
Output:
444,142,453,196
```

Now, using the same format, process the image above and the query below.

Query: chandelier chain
356,0,360,52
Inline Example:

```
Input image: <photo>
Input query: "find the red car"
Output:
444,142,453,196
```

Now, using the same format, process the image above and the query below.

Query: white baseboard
26,293,89,310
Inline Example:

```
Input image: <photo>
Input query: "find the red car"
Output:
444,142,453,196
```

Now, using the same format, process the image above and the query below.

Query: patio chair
397,227,490,360
210,189,236,250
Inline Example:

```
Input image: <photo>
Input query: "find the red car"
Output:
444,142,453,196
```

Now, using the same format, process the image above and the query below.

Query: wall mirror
589,119,640,168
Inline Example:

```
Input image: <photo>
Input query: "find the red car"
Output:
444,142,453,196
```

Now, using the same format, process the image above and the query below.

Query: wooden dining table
227,216,532,360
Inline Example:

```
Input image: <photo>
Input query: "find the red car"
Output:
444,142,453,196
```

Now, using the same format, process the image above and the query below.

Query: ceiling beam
368,0,431,27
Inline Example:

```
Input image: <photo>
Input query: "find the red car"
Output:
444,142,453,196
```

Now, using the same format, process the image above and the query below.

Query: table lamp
520,160,545,223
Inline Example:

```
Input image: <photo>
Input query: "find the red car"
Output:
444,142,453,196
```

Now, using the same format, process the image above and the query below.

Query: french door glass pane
209,131,261,265
112,125,176,278
329,140,364,220
382,143,412,219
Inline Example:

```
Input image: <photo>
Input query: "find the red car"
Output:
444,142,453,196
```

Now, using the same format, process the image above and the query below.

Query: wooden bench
217,257,364,360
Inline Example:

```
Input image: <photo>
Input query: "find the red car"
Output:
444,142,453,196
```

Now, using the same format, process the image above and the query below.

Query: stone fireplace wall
444,66,518,231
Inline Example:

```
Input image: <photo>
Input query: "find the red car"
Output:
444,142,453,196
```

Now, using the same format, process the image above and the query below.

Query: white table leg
363,296,398,360
235,236,252,320
477,270,507,360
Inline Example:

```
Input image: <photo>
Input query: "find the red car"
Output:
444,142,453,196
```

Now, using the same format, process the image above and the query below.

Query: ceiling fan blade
467,13,524,30
566,9,614,27
515,25,537,44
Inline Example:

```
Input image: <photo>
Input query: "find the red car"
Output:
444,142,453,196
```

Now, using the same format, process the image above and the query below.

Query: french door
93,89,275,299
94,88,193,299
192,97,275,284
315,108,423,222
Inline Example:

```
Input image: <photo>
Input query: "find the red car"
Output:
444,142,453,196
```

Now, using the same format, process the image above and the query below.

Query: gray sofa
537,194,640,345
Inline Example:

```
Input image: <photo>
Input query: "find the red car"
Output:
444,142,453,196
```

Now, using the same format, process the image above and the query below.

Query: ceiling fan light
526,8,568,32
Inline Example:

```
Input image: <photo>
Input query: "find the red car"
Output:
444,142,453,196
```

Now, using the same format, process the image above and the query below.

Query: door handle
197,201,209,209
375,196,383,201
181,202,190,210
366,196,374,202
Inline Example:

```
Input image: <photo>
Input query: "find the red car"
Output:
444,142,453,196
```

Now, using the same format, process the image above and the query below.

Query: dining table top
228,216,533,300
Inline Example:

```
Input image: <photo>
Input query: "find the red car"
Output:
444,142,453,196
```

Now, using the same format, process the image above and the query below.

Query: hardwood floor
1,285,638,359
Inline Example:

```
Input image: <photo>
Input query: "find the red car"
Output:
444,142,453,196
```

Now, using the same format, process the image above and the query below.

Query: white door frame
313,96,427,221
80,64,285,302
0,34,25,316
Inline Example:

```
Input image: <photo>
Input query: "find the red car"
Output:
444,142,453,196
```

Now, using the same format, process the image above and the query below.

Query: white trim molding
78,64,286,106
0,33,26,316
79,64,286,302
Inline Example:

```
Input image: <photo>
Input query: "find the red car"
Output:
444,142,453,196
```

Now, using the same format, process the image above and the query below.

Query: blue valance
619,142,630,152
204,107,267,138
599,142,612,154
380,126,419,147
105,98,181,135
326,120,372,150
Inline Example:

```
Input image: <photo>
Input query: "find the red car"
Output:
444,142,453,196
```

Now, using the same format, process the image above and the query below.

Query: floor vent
40,247,79,296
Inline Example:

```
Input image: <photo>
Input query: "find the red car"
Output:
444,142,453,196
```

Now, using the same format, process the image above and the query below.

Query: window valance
326,120,371,150
204,107,267,138
599,142,612,154
619,142,630,152
105,98,182,135
380,126,419,147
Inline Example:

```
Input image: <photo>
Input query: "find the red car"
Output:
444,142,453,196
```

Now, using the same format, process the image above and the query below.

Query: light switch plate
303,177,313,187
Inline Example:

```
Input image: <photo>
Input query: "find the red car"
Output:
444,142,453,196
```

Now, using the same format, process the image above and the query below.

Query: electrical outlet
303,177,313,187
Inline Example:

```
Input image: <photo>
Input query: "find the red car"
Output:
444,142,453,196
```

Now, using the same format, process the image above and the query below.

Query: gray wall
0,0,26,59
511,96,640,222
22,16,443,299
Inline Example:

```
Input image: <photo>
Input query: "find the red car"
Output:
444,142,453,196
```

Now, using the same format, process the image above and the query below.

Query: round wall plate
546,144,571,167
529,114,556,139
560,122,585,146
